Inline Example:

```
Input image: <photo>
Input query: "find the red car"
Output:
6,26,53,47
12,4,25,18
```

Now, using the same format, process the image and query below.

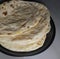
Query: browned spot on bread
10,4,14,8
30,31,37,34
1,6,6,10
2,6,4,9
3,11,7,16
37,41,41,45
12,35,32,41
7,33,12,35
27,26,29,28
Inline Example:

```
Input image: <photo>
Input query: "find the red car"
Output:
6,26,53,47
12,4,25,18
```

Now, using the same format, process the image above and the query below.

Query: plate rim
0,17,56,57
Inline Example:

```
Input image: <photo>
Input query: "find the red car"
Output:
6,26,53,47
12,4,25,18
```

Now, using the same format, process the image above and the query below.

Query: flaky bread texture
0,0,51,51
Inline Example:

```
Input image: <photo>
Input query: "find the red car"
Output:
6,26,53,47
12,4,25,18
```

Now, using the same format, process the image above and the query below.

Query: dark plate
0,17,56,57
0,0,56,57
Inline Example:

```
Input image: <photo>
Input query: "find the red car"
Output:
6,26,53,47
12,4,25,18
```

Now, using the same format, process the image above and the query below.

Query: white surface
0,0,60,59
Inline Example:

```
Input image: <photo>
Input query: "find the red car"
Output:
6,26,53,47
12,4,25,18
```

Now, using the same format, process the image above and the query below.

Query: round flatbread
0,0,51,51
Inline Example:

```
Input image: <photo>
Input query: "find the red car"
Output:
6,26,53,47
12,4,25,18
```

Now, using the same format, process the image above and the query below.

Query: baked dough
0,0,51,51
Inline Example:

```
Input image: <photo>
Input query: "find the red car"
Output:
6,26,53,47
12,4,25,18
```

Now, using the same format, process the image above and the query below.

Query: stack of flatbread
0,0,51,51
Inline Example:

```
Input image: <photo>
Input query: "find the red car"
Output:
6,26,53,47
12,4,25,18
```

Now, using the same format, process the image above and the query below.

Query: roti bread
0,0,51,51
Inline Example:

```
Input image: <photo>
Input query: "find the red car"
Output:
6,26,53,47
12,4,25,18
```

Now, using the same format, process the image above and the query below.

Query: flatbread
0,0,51,51
0,34,46,51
